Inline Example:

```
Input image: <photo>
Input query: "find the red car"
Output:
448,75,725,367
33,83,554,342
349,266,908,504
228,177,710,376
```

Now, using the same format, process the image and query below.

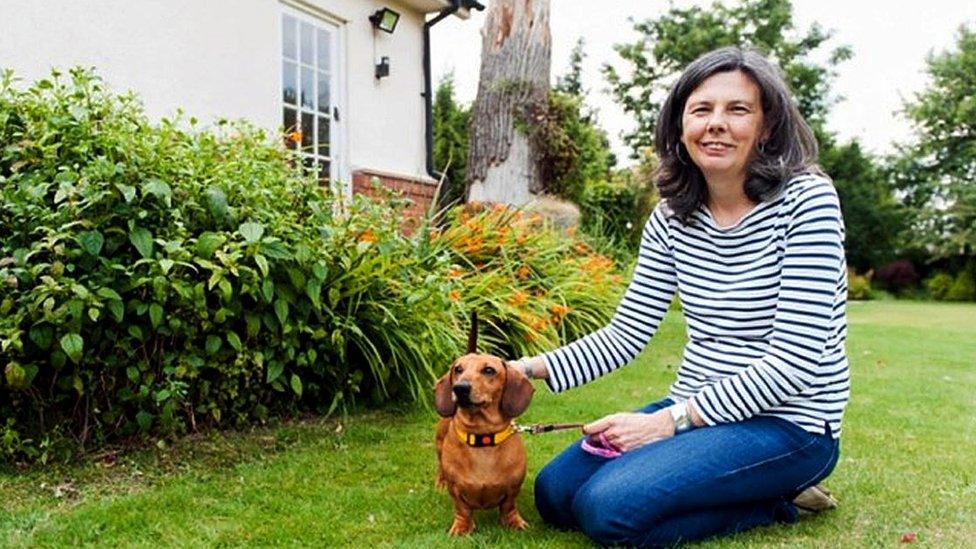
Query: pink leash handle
580,431,622,458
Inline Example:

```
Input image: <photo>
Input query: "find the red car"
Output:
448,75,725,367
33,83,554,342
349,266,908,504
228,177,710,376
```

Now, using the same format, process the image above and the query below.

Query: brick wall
351,169,439,233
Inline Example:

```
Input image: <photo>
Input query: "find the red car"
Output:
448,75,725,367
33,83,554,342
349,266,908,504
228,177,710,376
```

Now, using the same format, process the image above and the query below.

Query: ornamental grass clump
429,203,626,360
0,68,460,462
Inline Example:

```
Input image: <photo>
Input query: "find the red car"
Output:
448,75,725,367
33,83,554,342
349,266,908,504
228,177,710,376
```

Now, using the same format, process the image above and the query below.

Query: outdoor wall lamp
375,56,390,79
369,8,400,34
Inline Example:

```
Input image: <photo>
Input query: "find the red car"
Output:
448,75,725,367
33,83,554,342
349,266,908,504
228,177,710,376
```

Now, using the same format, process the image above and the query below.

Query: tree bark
466,0,551,205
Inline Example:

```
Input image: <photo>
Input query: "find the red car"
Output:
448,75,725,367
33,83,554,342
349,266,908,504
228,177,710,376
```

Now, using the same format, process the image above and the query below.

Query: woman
512,46,848,546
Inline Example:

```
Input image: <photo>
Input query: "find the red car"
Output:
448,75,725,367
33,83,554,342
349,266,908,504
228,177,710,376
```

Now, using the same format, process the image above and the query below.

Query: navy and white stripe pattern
542,174,849,438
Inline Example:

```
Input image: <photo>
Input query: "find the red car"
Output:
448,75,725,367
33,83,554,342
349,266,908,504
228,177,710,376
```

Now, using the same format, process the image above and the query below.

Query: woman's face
680,70,766,185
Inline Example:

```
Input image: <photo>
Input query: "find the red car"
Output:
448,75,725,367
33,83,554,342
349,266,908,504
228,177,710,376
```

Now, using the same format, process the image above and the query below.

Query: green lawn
2,301,974,547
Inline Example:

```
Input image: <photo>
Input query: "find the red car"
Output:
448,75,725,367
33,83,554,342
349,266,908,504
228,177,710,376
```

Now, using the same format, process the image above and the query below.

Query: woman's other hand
583,411,675,452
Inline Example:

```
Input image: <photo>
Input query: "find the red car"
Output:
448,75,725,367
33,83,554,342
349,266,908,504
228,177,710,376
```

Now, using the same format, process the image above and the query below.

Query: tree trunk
466,0,551,206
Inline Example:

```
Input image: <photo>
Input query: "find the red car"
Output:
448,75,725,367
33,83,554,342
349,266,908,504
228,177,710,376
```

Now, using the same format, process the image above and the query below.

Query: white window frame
279,3,349,193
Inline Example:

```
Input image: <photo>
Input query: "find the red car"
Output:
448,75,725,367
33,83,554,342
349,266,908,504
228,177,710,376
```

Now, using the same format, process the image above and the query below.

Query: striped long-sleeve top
542,174,850,438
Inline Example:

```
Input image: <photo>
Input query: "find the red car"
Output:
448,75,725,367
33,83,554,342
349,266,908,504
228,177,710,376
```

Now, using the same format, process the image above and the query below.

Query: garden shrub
945,261,976,301
579,172,657,253
0,68,630,463
925,272,954,301
0,68,461,462
873,259,919,294
847,268,873,300
428,203,626,361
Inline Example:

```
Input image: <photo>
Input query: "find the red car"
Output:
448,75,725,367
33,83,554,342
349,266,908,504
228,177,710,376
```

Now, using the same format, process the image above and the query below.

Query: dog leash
514,422,585,435
515,422,622,458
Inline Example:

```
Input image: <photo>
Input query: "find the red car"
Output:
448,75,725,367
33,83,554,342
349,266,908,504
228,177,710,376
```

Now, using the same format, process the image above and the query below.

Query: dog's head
434,354,534,419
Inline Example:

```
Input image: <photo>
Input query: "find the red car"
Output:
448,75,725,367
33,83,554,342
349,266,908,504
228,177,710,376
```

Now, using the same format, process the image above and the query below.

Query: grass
1,300,974,547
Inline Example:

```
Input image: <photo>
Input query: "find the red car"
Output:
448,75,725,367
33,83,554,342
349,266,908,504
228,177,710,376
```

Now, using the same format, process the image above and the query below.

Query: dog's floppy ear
500,361,534,418
434,370,456,417
467,311,478,354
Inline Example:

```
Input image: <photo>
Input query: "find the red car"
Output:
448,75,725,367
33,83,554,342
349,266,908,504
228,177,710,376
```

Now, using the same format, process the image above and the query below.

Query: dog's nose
452,382,471,399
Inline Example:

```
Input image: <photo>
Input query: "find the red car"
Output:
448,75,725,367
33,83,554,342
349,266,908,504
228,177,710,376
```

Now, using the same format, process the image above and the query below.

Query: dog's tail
467,311,478,354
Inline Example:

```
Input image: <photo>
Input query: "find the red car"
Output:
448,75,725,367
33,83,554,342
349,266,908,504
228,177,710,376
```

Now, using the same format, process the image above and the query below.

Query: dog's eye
482,367,496,376
453,365,463,374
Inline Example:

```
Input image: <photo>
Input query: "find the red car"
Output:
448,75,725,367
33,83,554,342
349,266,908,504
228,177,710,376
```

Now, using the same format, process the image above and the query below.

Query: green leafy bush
0,68,461,462
579,170,657,253
926,262,976,302
847,269,873,301
945,261,976,301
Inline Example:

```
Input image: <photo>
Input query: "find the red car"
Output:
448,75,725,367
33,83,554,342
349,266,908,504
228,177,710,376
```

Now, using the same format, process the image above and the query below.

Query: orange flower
566,226,577,236
287,130,303,144
359,229,377,243
549,304,570,318
447,268,464,279
508,291,528,306
449,290,460,302
516,265,531,279
455,235,484,254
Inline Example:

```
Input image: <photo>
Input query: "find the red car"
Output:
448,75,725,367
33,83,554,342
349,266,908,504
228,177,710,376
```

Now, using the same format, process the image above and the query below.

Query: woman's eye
483,367,496,376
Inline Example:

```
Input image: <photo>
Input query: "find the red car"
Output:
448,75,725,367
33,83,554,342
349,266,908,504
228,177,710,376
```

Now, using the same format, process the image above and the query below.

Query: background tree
432,73,470,210
555,37,586,97
466,0,551,205
889,24,976,263
604,0,851,158
820,140,906,272
601,0,911,275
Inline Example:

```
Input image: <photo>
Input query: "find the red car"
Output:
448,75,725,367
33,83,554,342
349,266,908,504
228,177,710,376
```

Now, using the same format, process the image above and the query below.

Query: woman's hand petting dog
583,410,675,453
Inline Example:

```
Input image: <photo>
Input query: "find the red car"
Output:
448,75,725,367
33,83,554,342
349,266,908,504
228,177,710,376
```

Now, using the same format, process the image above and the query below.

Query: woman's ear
500,362,534,418
434,371,456,417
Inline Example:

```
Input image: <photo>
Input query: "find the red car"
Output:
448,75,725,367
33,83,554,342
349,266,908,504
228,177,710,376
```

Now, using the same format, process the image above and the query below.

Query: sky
430,0,976,164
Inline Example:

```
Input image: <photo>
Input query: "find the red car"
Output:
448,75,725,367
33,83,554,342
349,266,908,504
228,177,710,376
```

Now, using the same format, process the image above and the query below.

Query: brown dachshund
434,314,534,535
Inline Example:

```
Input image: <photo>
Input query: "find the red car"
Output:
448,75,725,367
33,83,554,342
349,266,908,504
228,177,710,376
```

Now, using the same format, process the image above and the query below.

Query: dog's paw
448,518,475,536
501,511,529,531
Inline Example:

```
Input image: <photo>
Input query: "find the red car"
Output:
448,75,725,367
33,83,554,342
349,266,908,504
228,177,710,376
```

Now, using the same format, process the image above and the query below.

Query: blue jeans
534,398,840,547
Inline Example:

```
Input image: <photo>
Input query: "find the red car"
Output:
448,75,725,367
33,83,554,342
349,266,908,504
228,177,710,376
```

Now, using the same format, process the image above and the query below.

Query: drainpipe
423,0,484,206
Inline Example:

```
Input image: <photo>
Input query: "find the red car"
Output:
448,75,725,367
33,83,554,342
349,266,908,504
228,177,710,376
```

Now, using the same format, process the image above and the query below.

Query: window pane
316,29,330,71
282,61,297,105
317,71,330,114
300,22,313,65
282,15,296,59
318,160,331,185
300,66,314,109
283,107,297,149
317,115,330,157
301,112,313,151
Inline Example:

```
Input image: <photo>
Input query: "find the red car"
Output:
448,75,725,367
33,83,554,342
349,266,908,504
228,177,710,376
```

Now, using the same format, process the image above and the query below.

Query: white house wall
0,0,441,186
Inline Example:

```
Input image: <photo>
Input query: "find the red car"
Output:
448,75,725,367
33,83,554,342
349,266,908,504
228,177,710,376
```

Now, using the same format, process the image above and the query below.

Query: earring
675,142,688,165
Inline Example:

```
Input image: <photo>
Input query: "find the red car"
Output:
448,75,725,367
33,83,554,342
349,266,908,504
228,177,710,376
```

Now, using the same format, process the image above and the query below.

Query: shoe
793,484,838,514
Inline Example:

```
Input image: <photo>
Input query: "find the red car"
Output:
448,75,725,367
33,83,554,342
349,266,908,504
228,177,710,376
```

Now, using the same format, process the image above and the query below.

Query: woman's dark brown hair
654,46,822,224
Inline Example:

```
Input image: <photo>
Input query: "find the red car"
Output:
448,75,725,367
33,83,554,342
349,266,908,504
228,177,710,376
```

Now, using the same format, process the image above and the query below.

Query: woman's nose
706,111,728,132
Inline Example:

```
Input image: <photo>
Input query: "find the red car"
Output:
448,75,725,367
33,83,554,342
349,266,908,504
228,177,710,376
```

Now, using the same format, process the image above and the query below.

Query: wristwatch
669,401,695,434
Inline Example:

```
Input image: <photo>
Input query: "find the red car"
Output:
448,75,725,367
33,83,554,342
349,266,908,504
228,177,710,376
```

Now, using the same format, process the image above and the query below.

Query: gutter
422,0,484,200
